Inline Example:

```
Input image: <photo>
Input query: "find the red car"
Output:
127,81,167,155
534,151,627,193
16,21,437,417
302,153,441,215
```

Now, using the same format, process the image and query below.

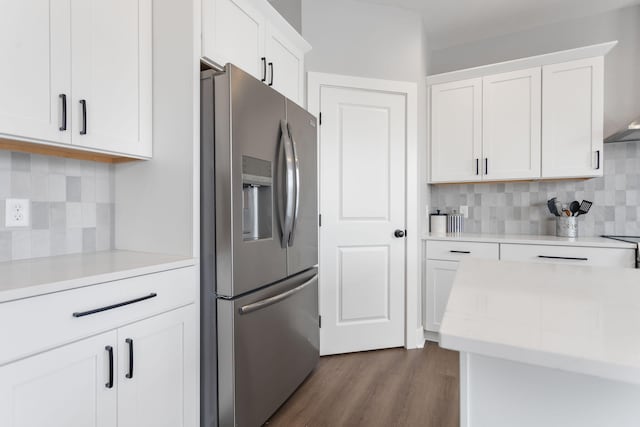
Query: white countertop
423,232,637,249
440,258,640,384
0,250,196,303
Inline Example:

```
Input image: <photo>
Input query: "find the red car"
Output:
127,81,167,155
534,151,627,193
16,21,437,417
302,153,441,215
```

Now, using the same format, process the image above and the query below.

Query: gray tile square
32,202,50,229
11,152,30,172
66,176,81,202
83,228,96,252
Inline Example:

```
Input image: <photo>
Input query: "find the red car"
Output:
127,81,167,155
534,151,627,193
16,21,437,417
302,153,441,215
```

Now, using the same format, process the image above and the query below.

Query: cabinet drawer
426,240,499,261
0,266,195,366
500,244,635,268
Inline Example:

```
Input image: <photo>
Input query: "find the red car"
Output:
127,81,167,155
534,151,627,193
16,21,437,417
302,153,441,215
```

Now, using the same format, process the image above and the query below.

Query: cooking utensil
555,199,563,218
576,200,593,216
563,209,571,217
547,198,559,216
569,201,580,216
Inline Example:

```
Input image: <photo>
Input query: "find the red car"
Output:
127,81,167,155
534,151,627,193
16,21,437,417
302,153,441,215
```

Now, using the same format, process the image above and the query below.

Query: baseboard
414,327,426,348
423,329,440,344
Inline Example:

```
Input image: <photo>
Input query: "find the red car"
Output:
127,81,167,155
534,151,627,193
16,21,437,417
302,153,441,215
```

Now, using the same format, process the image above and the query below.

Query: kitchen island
440,258,640,427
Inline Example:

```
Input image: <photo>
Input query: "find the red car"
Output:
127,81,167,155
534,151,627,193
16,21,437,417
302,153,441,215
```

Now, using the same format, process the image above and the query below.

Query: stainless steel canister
556,216,578,238
447,211,464,234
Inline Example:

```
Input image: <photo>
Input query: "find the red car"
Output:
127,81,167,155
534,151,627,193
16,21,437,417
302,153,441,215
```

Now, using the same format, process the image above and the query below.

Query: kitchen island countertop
440,258,640,384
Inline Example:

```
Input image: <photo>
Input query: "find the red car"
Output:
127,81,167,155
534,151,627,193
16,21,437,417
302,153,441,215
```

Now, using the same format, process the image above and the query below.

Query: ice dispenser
242,156,273,241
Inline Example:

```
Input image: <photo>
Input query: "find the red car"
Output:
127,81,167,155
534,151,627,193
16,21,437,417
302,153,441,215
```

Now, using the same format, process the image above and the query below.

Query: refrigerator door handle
287,123,301,247
238,275,317,314
280,120,295,248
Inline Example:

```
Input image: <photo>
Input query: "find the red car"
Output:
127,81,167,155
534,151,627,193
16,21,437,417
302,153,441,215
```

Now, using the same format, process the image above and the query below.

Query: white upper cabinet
430,78,482,183
265,24,305,103
0,0,152,159
202,0,266,80
202,0,311,104
482,67,541,180
71,0,153,158
0,0,71,145
427,42,615,183
542,57,604,178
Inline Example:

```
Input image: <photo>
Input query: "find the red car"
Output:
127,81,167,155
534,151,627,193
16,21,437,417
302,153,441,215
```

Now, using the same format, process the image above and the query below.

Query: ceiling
357,0,640,49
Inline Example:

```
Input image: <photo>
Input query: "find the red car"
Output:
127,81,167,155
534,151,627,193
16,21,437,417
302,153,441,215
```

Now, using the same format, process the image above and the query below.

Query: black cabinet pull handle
72,293,157,318
538,255,588,261
79,99,87,135
596,150,601,170
105,345,114,389
484,158,488,175
59,94,67,131
268,62,274,86
261,57,267,82
450,250,471,254
394,229,405,238
475,158,479,175
125,338,134,379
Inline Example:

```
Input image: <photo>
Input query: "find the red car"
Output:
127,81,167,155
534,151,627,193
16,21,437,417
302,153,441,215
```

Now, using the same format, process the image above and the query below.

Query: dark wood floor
265,343,459,427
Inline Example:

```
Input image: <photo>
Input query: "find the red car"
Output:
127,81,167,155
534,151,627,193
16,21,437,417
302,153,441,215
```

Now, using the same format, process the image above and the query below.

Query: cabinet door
430,78,482,183
425,260,458,332
542,57,604,178
202,0,266,80
0,331,117,427
265,24,305,103
70,0,152,157
483,68,541,180
117,305,196,427
0,0,71,144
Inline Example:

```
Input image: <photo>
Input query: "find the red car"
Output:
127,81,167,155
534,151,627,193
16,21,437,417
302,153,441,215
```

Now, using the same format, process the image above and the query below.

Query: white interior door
319,84,406,356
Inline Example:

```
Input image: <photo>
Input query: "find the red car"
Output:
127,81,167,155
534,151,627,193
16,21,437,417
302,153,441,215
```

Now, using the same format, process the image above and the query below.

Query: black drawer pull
538,255,588,261
79,99,87,135
125,338,134,379
72,293,157,318
105,345,114,389
450,250,471,254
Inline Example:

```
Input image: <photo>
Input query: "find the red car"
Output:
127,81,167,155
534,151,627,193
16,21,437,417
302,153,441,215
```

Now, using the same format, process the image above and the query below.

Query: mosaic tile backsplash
0,150,114,262
430,143,640,237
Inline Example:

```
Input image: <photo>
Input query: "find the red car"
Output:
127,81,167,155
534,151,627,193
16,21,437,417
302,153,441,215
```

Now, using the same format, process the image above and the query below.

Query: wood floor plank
265,343,459,427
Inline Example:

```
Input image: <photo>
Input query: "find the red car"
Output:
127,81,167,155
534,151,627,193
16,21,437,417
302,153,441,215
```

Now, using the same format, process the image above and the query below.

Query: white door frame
307,72,422,350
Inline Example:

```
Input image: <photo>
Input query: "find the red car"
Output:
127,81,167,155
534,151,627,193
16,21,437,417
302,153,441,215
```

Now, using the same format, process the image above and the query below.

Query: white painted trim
460,352,470,427
426,41,617,86
307,71,421,350
415,327,426,349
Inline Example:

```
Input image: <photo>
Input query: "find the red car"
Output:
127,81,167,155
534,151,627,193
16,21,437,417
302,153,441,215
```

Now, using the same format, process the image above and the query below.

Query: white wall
429,5,640,137
268,0,302,33
115,0,198,257
302,0,429,334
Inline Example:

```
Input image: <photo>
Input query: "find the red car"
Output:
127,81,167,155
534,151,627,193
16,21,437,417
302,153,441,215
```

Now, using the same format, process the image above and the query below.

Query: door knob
394,229,405,238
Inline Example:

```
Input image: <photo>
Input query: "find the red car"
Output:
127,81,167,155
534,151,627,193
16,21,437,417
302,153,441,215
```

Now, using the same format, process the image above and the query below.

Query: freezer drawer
217,268,319,427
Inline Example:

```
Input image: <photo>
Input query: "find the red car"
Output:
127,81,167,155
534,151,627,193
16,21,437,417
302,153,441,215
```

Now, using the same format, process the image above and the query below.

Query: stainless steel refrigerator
200,64,319,427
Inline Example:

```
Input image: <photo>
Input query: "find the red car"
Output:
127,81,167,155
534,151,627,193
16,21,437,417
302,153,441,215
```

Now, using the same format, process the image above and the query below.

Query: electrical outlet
5,199,30,227
460,205,469,218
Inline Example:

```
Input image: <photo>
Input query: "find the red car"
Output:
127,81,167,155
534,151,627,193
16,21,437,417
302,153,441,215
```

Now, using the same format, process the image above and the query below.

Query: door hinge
319,112,322,125
319,214,322,227
319,315,322,328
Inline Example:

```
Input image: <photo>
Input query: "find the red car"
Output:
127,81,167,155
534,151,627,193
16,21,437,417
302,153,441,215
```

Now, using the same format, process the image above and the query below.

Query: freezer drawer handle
537,255,588,261
72,293,157,317
239,276,317,315
450,250,471,254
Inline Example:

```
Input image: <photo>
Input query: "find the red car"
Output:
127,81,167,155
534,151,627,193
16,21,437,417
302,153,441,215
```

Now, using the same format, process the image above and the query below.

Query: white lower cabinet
117,306,196,427
0,267,197,427
0,331,117,427
0,305,195,427
425,260,458,332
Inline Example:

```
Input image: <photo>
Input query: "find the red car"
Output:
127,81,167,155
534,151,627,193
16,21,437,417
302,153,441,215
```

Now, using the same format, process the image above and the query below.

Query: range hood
605,119,640,143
